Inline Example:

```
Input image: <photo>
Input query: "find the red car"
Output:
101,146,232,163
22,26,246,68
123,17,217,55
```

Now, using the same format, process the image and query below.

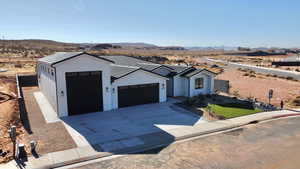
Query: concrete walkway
23,109,300,169
33,92,60,123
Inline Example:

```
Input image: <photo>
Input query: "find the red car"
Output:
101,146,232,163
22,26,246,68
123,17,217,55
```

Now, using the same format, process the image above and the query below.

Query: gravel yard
22,87,76,154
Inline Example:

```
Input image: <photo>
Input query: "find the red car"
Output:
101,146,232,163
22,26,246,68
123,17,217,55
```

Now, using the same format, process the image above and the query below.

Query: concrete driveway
61,98,206,152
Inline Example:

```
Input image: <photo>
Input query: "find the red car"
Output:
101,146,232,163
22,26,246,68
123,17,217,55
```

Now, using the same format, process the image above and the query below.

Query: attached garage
37,52,169,117
66,71,103,115
118,83,159,108
111,68,168,109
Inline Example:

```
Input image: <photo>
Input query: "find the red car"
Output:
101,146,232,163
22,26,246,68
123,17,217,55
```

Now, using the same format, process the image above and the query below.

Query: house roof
136,63,162,71
39,52,207,79
102,55,197,77
111,67,168,81
101,55,161,71
111,64,139,78
38,52,114,66
182,69,217,78
163,64,192,74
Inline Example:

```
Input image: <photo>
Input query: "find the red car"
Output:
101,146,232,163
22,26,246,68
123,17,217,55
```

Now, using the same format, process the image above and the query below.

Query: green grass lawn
206,104,262,119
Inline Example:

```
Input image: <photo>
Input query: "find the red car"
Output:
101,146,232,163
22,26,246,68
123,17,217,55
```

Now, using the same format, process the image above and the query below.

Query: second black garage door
118,83,159,108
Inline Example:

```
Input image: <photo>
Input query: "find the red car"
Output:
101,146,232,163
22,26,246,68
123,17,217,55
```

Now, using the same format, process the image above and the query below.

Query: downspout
172,76,174,97
188,77,190,97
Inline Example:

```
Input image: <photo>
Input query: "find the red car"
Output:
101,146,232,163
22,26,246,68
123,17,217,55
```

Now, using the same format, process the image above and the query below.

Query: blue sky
1,0,299,47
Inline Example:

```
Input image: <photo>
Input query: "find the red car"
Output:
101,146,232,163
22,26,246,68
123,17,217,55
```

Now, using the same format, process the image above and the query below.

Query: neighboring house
37,52,216,117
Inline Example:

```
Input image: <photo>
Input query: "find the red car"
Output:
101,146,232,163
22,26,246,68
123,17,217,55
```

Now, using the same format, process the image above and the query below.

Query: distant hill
111,42,158,48
186,46,238,51
80,42,159,50
0,39,80,50
0,39,81,58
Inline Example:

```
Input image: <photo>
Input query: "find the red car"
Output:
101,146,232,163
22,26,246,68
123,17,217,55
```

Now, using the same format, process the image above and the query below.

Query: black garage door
66,71,103,116
118,83,159,108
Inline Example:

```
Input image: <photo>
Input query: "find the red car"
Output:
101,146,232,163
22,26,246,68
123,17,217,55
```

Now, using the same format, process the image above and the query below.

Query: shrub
292,98,300,106
197,94,206,100
233,90,239,97
249,74,256,77
238,68,247,72
286,76,294,80
243,73,249,76
185,97,197,106
205,94,212,98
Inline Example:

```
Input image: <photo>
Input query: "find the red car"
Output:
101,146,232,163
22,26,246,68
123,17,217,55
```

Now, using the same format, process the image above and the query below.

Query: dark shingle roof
182,69,217,77
110,64,168,81
183,69,204,77
39,52,199,78
136,63,161,71
163,64,192,74
111,65,139,78
38,52,114,65
101,55,158,70
38,52,82,64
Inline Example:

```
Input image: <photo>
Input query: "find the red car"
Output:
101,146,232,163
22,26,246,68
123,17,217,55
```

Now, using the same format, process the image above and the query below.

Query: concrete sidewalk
22,109,300,169
0,161,19,169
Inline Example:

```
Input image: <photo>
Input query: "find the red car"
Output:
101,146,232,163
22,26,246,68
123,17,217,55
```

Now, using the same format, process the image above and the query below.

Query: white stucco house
37,52,216,117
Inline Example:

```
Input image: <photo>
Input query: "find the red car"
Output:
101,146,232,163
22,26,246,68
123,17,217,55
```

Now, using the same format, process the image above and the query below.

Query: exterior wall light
60,91,64,97
162,83,165,89
106,87,109,92
112,88,115,93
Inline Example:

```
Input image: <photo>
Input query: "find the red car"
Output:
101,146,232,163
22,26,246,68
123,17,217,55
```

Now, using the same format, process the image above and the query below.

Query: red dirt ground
0,76,27,164
217,68,300,108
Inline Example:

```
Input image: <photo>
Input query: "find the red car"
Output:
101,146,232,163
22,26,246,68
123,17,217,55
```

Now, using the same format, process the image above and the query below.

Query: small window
195,78,204,89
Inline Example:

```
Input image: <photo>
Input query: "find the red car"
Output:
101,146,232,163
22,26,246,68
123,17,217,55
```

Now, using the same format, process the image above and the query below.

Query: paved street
65,116,300,169
205,58,300,80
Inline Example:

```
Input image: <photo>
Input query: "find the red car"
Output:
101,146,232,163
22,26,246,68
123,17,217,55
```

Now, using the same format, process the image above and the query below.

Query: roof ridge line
137,62,160,65
111,64,140,69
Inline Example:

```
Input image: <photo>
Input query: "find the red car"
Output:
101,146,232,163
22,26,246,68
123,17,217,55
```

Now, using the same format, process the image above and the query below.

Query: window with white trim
195,78,204,89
